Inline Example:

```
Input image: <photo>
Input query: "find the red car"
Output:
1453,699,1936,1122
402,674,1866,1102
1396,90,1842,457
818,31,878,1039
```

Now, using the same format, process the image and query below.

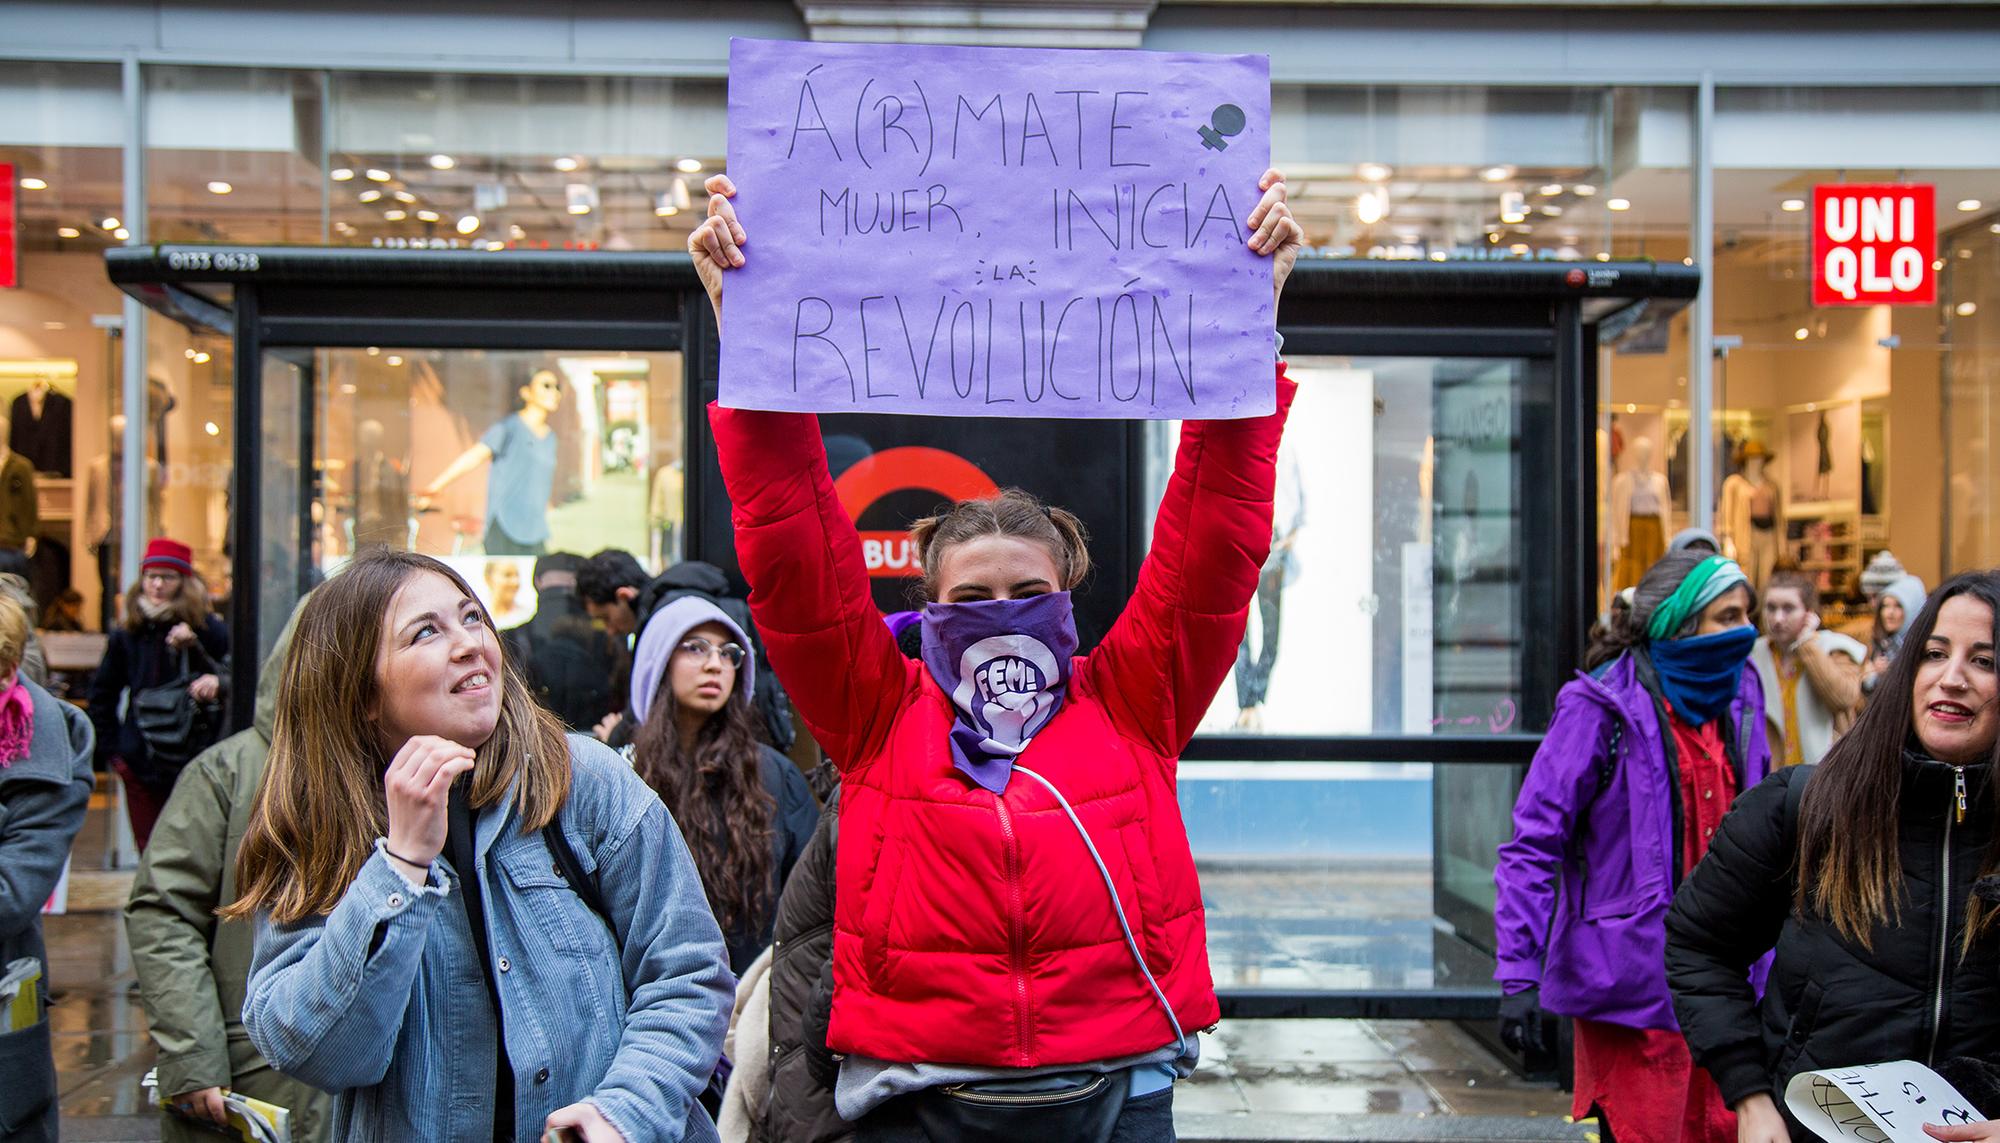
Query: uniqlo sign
1812,183,1934,307
0,164,16,289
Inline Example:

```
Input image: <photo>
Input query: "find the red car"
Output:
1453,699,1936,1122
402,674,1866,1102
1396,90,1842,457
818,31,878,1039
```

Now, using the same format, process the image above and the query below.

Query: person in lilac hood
1494,549,1768,1143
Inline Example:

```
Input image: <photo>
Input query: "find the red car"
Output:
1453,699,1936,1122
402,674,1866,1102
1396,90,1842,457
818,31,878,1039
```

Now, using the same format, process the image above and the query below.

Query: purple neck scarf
920,592,1078,795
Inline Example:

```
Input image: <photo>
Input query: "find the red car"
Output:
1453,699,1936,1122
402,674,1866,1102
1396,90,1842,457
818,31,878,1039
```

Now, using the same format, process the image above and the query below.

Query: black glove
1499,988,1551,1056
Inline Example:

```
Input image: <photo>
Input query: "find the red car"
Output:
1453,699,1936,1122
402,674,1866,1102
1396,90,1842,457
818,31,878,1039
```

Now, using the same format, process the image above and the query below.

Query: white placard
1786,1061,1986,1143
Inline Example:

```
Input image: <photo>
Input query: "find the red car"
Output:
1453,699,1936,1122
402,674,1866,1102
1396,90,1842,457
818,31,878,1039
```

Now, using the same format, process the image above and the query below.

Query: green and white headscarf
1646,556,1751,643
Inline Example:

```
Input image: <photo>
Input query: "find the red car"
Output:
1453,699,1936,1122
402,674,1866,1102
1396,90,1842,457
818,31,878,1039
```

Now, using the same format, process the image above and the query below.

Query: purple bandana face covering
920,591,1079,795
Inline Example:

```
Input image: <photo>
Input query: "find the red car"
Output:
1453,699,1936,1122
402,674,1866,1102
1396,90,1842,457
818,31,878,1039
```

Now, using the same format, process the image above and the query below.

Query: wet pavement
42,786,1572,1142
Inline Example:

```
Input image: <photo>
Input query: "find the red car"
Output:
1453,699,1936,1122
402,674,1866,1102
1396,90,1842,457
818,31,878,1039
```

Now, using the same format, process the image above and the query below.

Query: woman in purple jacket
1494,550,1769,1143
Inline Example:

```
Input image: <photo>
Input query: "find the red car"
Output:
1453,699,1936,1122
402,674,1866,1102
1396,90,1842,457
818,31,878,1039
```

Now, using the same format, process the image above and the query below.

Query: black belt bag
912,1071,1126,1143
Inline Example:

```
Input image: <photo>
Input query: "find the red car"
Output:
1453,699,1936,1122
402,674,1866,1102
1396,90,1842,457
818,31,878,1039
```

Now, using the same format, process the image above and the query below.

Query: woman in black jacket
89,538,228,850
1666,570,2000,1143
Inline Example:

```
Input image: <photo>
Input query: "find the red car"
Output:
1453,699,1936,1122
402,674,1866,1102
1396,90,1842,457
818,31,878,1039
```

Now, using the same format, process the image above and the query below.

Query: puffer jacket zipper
1928,765,1964,1066
993,793,1035,1061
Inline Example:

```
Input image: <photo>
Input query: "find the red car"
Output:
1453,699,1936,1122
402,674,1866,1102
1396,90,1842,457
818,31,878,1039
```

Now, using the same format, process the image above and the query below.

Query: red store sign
0,164,16,289
1812,183,1934,307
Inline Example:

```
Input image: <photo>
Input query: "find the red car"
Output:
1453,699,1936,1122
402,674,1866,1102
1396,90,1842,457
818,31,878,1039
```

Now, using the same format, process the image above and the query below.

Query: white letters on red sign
1812,184,1935,307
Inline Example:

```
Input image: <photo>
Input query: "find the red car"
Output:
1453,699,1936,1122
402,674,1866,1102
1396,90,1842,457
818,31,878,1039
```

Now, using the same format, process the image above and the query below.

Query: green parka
123,608,330,1143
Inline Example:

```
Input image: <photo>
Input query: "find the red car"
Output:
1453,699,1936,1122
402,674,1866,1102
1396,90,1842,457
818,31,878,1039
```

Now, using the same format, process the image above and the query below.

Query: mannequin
0,415,39,554
1609,435,1672,592
10,377,73,476
85,414,166,629
1719,441,1781,592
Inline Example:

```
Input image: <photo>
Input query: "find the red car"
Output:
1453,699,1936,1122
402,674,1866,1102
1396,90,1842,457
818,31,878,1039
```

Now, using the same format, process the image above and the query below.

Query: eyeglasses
675,637,746,668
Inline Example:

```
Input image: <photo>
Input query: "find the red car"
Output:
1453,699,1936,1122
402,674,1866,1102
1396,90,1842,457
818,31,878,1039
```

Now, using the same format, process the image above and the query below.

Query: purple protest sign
721,38,1273,420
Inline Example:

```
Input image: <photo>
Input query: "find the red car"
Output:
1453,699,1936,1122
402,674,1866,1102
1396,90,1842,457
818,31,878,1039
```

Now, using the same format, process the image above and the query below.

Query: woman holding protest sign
1494,549,1768,1143
691,169,1300,1140
1667,570,2000,1143
225,550,733,1143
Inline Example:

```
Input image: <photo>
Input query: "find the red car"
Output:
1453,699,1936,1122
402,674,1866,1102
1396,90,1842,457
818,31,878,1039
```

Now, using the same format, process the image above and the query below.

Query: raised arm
708,403,908,772
1080,373,1294,756
695,175,909,772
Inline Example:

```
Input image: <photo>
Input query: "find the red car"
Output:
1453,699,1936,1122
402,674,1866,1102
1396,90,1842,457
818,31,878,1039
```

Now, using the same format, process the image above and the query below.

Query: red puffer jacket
710,365,1294,1069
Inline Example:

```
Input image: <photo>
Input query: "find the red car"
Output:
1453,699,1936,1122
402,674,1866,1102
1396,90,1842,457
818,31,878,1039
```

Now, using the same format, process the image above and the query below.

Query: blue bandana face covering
1648,624,1758,726
920,592,1079,795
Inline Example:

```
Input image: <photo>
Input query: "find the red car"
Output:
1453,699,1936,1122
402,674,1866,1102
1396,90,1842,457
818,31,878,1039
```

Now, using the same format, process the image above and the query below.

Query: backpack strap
543,813,614,933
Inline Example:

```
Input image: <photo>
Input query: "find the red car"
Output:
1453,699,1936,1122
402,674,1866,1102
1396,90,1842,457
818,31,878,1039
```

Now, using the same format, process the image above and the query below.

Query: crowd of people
1497,533,2000,1143
4,168,1997,1143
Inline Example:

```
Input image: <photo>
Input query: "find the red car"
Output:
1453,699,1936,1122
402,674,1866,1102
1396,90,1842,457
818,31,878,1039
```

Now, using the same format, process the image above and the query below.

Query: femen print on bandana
920,592,1079,794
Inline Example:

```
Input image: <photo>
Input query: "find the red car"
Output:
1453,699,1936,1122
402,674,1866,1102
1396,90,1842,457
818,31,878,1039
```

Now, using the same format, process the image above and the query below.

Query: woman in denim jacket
227,550,733,1143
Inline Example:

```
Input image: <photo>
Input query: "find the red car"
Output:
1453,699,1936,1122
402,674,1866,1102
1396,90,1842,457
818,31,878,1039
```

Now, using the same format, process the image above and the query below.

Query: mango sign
721,38,1274,420
1812,184,1935,307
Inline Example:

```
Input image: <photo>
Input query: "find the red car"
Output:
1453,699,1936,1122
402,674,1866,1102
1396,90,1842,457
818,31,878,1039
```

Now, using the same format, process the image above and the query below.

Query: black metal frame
107,245,1694,1021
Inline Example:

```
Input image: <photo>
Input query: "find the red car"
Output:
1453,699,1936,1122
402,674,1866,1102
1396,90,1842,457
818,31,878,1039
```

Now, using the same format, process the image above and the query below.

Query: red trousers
111,758,164,853
1572,1018,1737,1143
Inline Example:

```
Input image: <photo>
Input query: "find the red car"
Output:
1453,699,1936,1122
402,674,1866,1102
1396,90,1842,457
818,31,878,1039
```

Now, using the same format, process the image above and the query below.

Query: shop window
325,72,725,252
145,66,329,245
0,61,127,632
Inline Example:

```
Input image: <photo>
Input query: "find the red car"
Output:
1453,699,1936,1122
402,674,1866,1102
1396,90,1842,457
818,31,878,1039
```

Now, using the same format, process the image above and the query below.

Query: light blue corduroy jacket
243,734,732,1143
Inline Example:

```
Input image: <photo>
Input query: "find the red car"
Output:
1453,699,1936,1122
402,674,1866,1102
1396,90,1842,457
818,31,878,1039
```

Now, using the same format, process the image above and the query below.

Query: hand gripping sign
1786,1061,1986,1143
1812,184,1936,307
721,39,1274,420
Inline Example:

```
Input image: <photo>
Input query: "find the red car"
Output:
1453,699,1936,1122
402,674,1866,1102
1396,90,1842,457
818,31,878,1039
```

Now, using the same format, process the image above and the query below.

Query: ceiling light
366,347,380,356
207,181,232,195
193,351,211,364
101,217,121,231
184,349,198,359
1935,259,1947,271
1501,210,1526,224
204,421,220,436
1683,257,1695,266
675,158,705,174
56,226,79,239
358,189,383,203
1355,187,1388,225
386,355,404,366
1572,184,1598,197
1795,327,1811,340
330,168,354,181
508,224,526,240
365,168,391,182
569,203,591,215
1357,162,1393,183
1781,199,1806,212
1958,302,1980,317
655,194,679,218
1509,243,1531,255
553,156,580,172
566,183,598,216
1607,198,1632,212
1480,166,1513,183
1538,184,1563,196
428,154,455,170
1595,252,1611,261
672,177,694,211
335,222,356,235
456,214,480,235
113,227,129,240
484,239,506,251
393,190,417,204
1539,205,1564,217
416,209,440,223
1429,251,1447,262
1959,199,1983,212
1500,190,1527,224
383,209,408,221
1990,223,2000,234
19,177,46,191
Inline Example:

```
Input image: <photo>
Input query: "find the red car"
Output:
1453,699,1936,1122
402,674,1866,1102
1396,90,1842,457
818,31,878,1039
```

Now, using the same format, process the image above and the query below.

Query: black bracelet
383,846,430,868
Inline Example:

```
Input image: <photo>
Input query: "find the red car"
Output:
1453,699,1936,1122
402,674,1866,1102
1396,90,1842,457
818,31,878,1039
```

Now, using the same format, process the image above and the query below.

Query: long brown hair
630,675,774,935
908,488,1091,602
1794,570,2000,950
225,551,570,924
123,569,212,632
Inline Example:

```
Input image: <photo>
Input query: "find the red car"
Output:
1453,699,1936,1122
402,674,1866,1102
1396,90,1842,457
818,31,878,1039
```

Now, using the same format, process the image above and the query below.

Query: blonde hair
123,567,212,632
0,594,27,679
908,488,1090,601
225,551,570,924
